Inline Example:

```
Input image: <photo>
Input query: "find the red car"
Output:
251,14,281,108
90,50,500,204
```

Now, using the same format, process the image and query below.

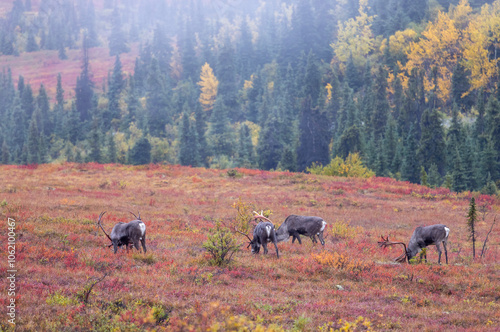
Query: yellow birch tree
402,10,462,103
462,2,500,94
331,0,374,69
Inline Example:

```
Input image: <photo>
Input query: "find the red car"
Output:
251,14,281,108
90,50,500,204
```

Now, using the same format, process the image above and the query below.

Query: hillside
0,45,139,100
1,164,499,331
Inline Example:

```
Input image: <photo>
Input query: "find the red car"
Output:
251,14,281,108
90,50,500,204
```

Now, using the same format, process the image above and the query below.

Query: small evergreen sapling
467,197,477,259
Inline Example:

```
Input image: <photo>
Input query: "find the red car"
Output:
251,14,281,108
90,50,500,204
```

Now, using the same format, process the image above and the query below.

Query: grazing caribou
253,212,327,245
378,224,450,264
236,216,279,258
97,212,147,254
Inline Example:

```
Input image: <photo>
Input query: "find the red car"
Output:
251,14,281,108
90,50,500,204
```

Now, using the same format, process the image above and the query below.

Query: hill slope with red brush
0,45,139,101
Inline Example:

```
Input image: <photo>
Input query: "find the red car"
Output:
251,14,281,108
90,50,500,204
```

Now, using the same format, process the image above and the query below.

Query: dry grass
0,163,499,331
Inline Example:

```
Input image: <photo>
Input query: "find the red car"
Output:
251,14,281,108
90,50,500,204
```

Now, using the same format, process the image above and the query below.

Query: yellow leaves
332,2,374,69
461,2,500,94
198,62,219,112
307,153,375,179
325,83,333,103
450,0,472,30
312,251,371,272
386,29,418,58
402,11,462,103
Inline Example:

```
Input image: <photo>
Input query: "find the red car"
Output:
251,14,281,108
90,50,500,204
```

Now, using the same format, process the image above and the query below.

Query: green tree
75,35,94,123
208,97,234,158
1,140,10,164
87,118,102,163
372,66,390,141
236,123,255,169
26,116,41,164
279,146,297,172
105,55,125,129
258,108,283,170
179,109,201,166
336,125,364,160
129,137,151,165
107,133,117,163
216,40,238,121
418,108,446,174
467,197,477,259
452,147,467,192
297,96,330,171
146,58,170,136
428,163,441,188
401,125,420,183
109,7,129,56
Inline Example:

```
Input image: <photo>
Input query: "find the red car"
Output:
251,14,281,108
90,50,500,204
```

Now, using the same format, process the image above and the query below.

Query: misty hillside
0,0,499,195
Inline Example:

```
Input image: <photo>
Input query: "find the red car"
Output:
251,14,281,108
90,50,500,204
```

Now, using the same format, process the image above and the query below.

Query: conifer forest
1,0,500,194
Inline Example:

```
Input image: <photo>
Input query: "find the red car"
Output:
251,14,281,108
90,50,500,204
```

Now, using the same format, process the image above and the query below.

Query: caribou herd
96,209,450,265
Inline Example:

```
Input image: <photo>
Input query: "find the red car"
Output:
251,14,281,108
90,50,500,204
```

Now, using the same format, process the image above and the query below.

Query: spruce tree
109,6,129,56
75,35,94,123
336,125,364,160
216,40,238,121
258,108,283,170
452,147,467,192
382,116,399,176
129,137,151,165
446,104,465,172
372,66,390,142
236,123,255,169
26,116,40,164
209,97,234,158
146,58,169,136
297,96,330,171
401,125,420,183
87,119,102,163
467,197,477,259
418,108,445,174
106,55,124,129
194,104,208,166
279,146,297,172
451,62,473,111
1,140,10,164
107,133,117,163
179,110,195,166
428,163,441,188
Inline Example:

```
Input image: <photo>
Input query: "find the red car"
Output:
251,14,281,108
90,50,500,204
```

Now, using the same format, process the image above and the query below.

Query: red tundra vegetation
0,163,499,331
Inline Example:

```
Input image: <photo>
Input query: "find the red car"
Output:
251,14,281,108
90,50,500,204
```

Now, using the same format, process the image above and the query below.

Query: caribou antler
130,211,141,220
378,235,408,263
253,210,273,223
97,212,112,242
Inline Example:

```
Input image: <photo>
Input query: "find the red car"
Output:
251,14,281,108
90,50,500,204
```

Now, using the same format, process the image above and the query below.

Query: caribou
97,211,147,254
235,214,279,258
378,224,450,264
253,212,327,245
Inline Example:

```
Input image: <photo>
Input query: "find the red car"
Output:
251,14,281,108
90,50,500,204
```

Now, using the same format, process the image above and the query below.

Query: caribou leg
141,235,147,253
435,243,442,264
442,240,448,264
318,232,325,245
262,242,268,255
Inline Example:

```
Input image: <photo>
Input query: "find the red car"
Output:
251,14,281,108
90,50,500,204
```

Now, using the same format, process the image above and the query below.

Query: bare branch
480,215,497,258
